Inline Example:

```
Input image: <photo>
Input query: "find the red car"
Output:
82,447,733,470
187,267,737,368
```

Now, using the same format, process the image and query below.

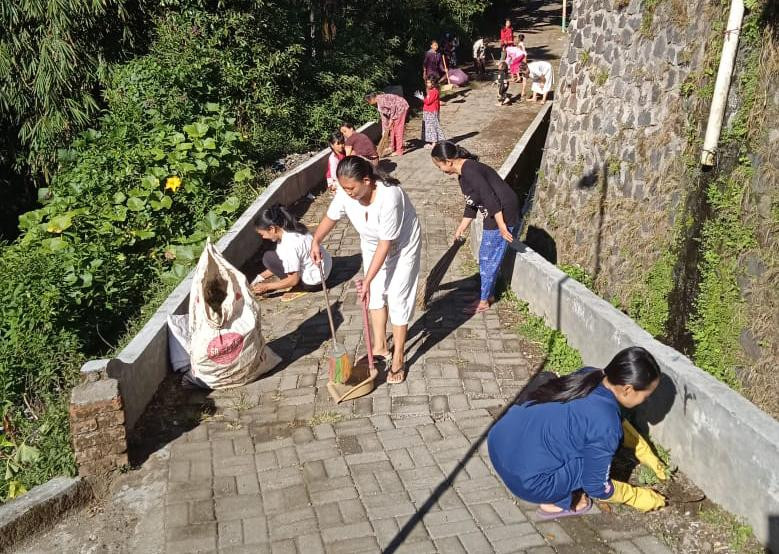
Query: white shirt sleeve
278,234,303,274
378,187,404,242
326,188,347,221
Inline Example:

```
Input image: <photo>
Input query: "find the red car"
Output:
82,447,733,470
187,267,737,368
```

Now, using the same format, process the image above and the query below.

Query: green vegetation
698,508,759,553
595,68,610,87
0,0,491,500
628,251,675,338
503,291,583,375
559,263,595,290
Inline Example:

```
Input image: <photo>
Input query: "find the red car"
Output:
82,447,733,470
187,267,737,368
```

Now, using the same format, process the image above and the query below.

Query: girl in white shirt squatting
311,156,421,384
252,204,332,301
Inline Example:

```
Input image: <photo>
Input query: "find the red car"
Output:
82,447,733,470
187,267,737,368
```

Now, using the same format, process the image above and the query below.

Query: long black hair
528,346,661,405
329,131,344,146
431,141,479,162
335,155,400,186
254,204,308,235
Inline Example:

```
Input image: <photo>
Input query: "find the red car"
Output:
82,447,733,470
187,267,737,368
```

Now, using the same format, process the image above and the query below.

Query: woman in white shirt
311,156,421,384
252,204,332,301
519,60,554,102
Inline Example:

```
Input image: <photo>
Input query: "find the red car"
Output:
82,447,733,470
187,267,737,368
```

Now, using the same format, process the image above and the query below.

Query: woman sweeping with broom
431,142,519,315
311,156,421,384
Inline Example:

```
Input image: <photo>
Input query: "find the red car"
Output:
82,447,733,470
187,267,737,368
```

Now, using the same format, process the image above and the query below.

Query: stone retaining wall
69,122,380,475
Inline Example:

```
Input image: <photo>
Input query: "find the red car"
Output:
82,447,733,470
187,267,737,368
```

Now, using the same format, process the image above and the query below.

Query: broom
376,127,391,158
415,236,466,310
441,55,455,92
319,264,352,384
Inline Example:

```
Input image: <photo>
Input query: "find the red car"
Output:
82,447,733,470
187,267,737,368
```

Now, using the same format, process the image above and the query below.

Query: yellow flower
165,176,182,193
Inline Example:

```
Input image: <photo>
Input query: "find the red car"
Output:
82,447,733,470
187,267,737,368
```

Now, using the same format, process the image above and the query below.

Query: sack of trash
448,68,470,86
185,238,280,389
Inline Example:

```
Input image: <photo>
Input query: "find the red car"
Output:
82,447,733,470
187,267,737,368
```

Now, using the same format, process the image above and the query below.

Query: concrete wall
470,112,779,548
87,123,380,430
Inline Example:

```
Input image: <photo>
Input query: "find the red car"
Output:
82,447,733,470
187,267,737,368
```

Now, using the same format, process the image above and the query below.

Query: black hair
498,61,508,72
254,204,308,235
425,78,439,89
340,122,355,130
329,131,344,145
430,141,479,162
528,346,661,405
363,92,378,103
519,61,529,75
518,33,526,41
335,155,400,186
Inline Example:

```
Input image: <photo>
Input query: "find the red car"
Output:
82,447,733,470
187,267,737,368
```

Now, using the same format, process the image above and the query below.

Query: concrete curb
0,477,92,551
469,103,779,547
86,122,380,431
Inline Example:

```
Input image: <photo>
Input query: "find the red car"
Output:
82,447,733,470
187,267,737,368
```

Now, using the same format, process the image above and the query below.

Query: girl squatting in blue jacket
488,347,668,519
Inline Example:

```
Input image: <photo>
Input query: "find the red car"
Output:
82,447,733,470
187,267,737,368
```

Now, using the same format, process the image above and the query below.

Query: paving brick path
154,85,673,553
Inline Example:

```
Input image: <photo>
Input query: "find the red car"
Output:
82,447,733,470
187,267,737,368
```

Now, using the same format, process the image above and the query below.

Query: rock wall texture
529,0,711,296
528,0,778,415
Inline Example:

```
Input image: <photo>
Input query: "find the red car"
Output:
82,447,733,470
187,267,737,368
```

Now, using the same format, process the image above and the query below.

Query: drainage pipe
700,0,745,167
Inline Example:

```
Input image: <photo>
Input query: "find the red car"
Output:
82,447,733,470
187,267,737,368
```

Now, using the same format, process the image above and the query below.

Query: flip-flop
387,364,406,384
535,498,593,520
463,301,490,315
280,291,309,302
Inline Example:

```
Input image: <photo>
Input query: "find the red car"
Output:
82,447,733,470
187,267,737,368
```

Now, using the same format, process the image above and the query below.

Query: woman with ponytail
488,347,669,519
251,204,332,301
431,141,520,314
310,156,421,384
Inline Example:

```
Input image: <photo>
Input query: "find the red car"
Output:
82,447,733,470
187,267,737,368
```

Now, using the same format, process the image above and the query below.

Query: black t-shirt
459,159,520,230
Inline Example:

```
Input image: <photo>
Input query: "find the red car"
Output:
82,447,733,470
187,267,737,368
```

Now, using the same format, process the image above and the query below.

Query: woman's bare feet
538,494,589,515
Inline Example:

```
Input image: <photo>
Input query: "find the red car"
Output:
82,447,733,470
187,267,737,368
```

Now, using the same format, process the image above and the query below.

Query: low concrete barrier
74,122,380,438
0,477,91,551
469,103,779,548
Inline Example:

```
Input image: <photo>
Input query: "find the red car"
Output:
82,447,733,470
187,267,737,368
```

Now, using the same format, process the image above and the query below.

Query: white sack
167,313,191,373
186,239,280,389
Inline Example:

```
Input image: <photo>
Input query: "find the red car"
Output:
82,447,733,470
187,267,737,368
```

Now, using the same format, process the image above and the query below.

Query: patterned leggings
478,227,514,301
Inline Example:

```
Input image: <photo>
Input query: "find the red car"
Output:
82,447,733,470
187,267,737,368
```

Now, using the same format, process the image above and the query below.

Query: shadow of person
524,225,557,264
635,372,678,429
378,159,399,173
404,274,480,374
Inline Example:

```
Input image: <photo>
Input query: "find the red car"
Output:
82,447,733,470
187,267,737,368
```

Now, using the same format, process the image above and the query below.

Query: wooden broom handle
355,278,374,370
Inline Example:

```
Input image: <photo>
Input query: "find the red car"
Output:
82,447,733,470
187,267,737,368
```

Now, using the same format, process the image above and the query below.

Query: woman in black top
431,141,519,314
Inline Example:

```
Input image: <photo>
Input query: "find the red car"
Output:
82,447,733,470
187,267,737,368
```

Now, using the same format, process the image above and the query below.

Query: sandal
535,498,593,520
387,364,406,384
280,291,309,302
463,301,490,315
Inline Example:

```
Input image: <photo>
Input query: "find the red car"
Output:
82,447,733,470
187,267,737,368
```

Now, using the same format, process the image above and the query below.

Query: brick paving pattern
159,86,673,553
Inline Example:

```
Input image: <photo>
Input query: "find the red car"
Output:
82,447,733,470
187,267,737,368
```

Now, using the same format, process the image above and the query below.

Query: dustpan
327,278,379,403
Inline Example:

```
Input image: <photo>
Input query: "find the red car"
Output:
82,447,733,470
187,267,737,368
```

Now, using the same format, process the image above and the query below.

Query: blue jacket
488,369,623,503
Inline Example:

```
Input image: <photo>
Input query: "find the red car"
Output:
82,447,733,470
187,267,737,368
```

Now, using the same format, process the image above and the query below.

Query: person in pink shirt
365,92,409,157
415,78,446,148
325,131,345,194
505,45,526,82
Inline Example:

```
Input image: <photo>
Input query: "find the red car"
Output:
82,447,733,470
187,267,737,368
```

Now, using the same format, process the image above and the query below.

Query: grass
308,412,344,426
698,508,760,553
501,289,583,375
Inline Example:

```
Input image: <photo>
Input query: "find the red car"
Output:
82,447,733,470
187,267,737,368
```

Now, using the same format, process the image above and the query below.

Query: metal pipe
700,0,745,167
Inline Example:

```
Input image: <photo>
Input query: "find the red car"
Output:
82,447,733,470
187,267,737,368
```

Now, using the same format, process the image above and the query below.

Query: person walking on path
488,346,668,519
423,40,445,83
415,78,446,147
339,122,379,166
520,60,554,102
365,92,409,157
431,142,519,315
499,18,514,61
251,204,332,301
311,156,421,384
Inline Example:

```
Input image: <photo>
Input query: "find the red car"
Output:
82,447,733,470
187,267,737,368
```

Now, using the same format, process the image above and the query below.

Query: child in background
495,62,511,106
499,18,514,62
251,204,332,301
326,131,345,194
517,33,527,56
415,79,446,148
